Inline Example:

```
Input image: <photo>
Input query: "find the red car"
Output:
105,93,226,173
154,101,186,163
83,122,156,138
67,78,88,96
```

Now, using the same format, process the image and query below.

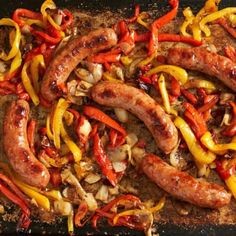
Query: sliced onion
53,13,63,26
114,108,129,123
54,200,73,216
129,57,144,76
220,93,235,105
79,118,92,141
74,68,94,83
62,187,69,198
131,146,146,165
61,168,98,210
84,173,101,184
169,140,181,168
75,80,93,97
125,133,138,147
84,62,103,83
108,144,131,162
111,65,124,81
0,61,6,73
220,108,231,127
108,186,119,195
95,185,109,202
67,80,78,96
112,161,127,173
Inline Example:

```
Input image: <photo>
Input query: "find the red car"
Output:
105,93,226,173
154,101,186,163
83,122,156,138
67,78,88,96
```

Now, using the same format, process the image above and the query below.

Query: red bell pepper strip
183,102,207,139
152,0,179,29
158,33,202,46
181,89,198,105
224,45,236,62
92,194,141,228
197,95,219,113
148,24,159,56
32,30,62,44
0,176,30,231
108,129,126,148
89,52,121,64
134,31,150,42
148,0,179,55
89,123,98,139
222,101,236,137
83,106,126,136
12,8,42,28
216,160,236,180
126,4,140,23
27,119,37,155
74,201,88,227
216,18,236,39
0,173,28,206
49,168,62,187
93,133,117,187
0,80,16,93
39,94,52,108
24,43,47,62
170,76,181,97
60,9,74,31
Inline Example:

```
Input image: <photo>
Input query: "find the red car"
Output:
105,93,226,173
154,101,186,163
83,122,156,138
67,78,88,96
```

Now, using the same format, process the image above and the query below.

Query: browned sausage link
167,47,236,92
91,81,178,154
41,28,118,102
142,154,231,208
3,100,50,188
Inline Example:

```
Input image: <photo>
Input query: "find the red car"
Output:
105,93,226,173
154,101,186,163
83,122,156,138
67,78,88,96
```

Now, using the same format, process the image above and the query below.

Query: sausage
3,99,50,188
167,47,236,91
91,81,178,154
142,154,231,208
41,28,118,102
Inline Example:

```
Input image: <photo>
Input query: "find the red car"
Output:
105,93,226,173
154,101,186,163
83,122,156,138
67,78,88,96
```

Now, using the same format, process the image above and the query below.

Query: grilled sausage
3,100,50,188
142,154,231,208
167,47,236,91
41,28,118,102
91,81,178,154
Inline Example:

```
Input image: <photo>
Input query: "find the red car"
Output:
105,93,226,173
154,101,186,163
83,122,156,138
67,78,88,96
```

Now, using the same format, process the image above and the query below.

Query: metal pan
0,0,235,235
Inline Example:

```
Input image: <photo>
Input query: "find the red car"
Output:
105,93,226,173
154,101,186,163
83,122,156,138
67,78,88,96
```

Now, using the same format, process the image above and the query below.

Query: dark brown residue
99,89,116,99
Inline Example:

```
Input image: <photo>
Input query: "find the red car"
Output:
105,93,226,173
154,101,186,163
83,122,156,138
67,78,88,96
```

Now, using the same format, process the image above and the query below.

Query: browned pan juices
0,3,236,234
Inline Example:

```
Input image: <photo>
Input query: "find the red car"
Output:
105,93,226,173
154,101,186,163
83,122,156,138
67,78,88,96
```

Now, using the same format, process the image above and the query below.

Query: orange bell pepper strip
93,133,117,187
83,106,126,136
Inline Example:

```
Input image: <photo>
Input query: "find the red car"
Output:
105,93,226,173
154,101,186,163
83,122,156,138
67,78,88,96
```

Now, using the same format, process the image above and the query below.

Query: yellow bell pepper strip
21,61,40,106
0,30,22,81
137,12,150,29
0,18,21,61
60,122,82,163
216,136,236,199
30,54,45,93
180,7,194,37
229,14,236,27
120,56,133,66
43,190,62,201
67,211,74,235
63,110,74,126
183,79,216,91
145,65,188,85
41,0,61,30
138,52,157,67
201,131,236,155
158,74,171,114
103,72,122,82
225,175,236,199
46,114,54,140
52,98,70,149
174,116,216,164
13,179,50,211
148,196,166,213
200,7,236,37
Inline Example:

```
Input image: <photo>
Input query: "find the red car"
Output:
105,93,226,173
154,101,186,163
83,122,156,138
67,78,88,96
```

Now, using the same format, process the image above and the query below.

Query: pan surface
0,0,236,235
